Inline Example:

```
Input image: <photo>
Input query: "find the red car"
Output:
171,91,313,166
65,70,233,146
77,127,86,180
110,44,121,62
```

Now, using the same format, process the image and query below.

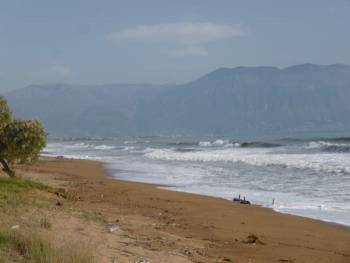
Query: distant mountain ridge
3,63,350,137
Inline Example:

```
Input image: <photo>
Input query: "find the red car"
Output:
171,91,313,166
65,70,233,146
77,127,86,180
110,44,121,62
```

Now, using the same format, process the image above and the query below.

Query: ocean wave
240,142,282,148
124,140,137,144
274,203,350,212
65,142,92,149
48,136,106,142
306,141,350,153
145,148,350,175
198,139,229,147
174,148,198,152
63,143,117,151
94,145,116,150
198,141,212,147
167,142,199,147
123,146,136,151
319,136,350,142
199,140,281,148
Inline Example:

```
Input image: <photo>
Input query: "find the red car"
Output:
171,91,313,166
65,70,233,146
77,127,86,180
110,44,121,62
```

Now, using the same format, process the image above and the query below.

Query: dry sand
17,157,350,263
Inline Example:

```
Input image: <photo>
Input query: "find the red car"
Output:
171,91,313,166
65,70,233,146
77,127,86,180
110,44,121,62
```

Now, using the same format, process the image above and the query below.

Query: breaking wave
145,148,350,175
306,141,350,153
198,139,282,148
94,145,116,150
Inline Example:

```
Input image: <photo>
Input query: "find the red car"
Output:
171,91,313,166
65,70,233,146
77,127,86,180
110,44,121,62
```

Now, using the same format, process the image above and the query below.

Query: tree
0,96,46,177
0,96,11,128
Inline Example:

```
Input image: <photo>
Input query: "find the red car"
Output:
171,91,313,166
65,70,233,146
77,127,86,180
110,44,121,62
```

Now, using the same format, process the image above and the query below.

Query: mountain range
3,63,350,137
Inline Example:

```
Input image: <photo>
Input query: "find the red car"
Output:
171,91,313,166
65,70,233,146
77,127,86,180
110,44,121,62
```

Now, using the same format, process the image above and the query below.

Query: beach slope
16,158,350,263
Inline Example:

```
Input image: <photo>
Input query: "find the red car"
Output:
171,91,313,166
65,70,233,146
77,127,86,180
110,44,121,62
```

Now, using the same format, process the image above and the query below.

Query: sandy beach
15,157,350,263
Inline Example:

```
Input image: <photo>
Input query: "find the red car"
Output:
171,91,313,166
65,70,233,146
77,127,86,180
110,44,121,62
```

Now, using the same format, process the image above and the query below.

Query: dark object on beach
232,195,250,205
233,194,241,202
240,200,251,205
56,200,62,206
240,196,251,205
243,234,265,245
278,258,295,263
233,195,251,204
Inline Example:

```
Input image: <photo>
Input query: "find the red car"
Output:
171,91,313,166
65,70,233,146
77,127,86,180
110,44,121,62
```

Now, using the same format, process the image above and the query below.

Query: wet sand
17,157,350,263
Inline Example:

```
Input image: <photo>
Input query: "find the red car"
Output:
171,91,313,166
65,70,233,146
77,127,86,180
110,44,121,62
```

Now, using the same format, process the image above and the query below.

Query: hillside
4,64,350,137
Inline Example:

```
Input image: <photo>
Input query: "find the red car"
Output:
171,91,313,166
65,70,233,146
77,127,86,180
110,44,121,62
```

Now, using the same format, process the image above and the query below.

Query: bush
0,96,46,177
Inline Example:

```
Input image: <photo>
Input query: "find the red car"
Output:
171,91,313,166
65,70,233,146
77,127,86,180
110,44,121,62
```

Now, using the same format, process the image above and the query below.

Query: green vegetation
0,231,93,263
0,176,49,192
0,96,11,129
0,176,49,211
0,96,46,177
0,176,95,262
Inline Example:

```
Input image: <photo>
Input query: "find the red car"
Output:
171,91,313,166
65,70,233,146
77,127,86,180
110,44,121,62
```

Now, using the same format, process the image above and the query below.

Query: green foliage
0,96,46,176
0,119,46,164
0,96,11,129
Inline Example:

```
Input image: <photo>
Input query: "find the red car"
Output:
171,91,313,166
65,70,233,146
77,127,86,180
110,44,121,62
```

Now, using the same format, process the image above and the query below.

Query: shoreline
158,185,350,230
44,154,350,231
45,155,350,230
102,159,350,229
16,157,350,262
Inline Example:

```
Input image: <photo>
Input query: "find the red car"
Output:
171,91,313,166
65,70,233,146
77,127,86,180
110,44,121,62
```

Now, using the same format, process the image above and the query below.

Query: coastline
16,157,350,262
78,157,350,229
158,185,350,231
102,161,350,233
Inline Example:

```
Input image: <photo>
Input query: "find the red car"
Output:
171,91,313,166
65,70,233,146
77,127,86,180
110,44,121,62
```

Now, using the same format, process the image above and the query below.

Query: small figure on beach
240,196,251,205
233,194,241,202
233,194,251,205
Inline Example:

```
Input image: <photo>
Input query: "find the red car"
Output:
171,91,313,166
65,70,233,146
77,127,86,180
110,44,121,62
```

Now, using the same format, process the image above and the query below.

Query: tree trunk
0,158,15,177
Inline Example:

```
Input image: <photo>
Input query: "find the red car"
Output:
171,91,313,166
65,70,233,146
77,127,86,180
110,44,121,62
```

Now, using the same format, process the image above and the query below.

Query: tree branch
0,157,15,177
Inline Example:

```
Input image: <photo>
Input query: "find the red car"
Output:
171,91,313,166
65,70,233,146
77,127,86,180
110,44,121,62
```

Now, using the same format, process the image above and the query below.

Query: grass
39,217,52,230
0,175,69,208
0,176,51,212
0,174,68,198
0,176,50,192
0,231,94,263
0,174,95,263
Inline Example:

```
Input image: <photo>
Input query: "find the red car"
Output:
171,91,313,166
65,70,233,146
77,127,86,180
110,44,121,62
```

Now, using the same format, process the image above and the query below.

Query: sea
44,135,350,226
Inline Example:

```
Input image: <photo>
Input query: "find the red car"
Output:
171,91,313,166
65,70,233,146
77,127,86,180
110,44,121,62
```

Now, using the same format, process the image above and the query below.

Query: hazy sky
0,0,349,91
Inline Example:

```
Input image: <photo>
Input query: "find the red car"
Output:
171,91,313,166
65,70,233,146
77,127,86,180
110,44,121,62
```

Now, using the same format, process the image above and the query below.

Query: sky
0,0,349,91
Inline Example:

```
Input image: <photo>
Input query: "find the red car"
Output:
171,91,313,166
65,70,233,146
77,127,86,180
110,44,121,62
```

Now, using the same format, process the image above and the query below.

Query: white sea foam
123,146,135,151
67,142,91,148
124,140,137,144
94,144,115,150
212,139,228,146
145,148,350,175
199,139,232,147
94,145,116,150
304,141,350,153
199,141,211,147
